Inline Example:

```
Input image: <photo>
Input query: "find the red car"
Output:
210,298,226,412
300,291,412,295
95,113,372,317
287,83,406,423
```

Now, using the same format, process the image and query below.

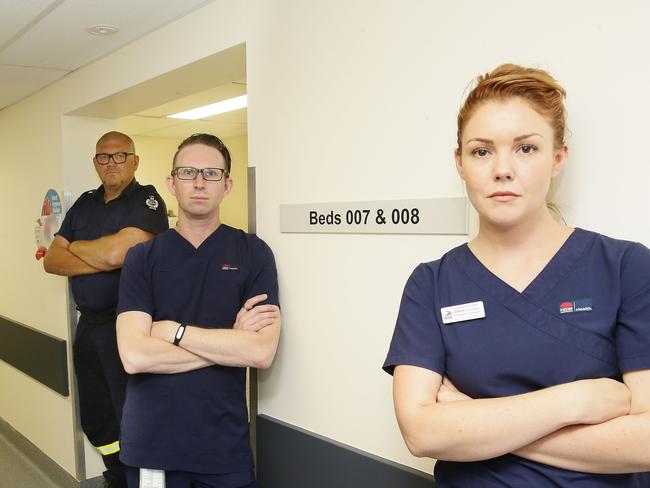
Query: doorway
62,43,252,481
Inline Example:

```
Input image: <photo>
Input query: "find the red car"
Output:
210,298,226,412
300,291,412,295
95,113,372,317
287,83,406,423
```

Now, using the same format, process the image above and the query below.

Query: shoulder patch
145,195,159,210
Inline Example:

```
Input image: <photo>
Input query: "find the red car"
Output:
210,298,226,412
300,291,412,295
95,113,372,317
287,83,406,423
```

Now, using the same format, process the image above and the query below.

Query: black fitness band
173,323,187,346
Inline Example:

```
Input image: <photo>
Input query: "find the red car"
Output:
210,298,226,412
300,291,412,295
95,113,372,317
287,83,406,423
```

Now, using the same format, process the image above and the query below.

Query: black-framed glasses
94,152,135,165
171,167,228,181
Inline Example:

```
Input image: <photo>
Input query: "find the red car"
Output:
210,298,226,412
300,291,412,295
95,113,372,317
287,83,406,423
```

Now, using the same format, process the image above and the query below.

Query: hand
437,377,472,403
151,320,179,343
68,241,78,256
234,294,280,332
567,378,631,425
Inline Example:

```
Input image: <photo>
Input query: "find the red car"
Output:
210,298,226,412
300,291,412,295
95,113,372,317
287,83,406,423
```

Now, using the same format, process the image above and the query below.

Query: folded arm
68,227,155,271
392,365,630,462
116,310,213,374
43,235,100,276
513,369,650,473
151,295,281,369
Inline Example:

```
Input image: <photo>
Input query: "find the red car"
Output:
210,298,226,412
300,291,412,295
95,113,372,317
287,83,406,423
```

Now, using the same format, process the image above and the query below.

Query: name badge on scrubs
140,468,165,488
441,301,485,324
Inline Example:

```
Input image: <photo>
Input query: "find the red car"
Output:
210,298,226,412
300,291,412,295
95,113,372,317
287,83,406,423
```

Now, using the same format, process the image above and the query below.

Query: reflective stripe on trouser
73,316,127,486
97,440,120,456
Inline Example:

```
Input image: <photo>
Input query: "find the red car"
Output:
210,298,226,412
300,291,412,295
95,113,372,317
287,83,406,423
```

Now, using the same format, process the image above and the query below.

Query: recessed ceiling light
167,95,247,120
86,25,119,36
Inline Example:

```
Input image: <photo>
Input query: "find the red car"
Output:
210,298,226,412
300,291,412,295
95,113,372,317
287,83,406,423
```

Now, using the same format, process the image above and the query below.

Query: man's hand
117,312,213,374
151,320,180,343
43,235,101,276
68,227,154,271
143,296,282,369
234,294,280,332
437,377,472,403
150,294,280,345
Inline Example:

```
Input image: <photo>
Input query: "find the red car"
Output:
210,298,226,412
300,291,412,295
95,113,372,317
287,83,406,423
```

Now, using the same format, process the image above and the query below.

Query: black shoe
103,477,128,488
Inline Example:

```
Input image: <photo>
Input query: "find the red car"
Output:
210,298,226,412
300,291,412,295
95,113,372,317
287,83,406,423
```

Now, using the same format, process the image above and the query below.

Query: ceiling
0,0,216,111
119,80,248,139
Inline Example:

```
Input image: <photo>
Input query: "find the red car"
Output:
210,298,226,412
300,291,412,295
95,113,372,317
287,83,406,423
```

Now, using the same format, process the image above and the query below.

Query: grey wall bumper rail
0,315,69,396
256,414,435,488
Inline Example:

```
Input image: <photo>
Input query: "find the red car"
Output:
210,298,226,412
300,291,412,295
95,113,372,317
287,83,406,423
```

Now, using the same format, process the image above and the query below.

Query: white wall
219,134,249,231
1,0,649,478
128,135,179,215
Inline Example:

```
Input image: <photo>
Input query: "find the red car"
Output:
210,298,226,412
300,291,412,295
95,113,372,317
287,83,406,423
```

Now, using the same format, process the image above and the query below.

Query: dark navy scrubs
384,228,650,487
58,179,169,312
116,224,279,474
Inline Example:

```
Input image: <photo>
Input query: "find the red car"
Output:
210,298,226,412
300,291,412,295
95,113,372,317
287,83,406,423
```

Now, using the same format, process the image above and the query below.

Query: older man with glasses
44,131,169,488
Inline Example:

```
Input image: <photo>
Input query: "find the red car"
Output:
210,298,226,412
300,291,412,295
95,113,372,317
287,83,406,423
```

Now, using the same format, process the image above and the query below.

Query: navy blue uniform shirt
57,180,168,312
57,180,169,312
116,224,279,473
384,228,650,487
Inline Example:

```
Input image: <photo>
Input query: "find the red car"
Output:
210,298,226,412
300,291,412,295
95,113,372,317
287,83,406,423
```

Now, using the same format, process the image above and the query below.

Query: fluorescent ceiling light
167,95,247,120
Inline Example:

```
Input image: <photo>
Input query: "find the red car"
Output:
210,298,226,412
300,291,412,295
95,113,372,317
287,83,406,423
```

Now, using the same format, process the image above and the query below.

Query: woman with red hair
384,64,650,487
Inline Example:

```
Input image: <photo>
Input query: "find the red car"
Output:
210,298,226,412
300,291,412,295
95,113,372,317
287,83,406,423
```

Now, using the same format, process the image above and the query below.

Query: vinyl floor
0,435,57,487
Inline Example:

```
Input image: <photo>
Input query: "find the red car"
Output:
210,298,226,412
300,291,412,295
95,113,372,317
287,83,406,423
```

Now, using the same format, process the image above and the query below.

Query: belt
77,307,116,325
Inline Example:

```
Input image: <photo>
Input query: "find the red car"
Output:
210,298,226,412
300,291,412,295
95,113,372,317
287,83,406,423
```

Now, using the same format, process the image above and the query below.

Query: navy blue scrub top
57,180,168,312
384,228,650,487
116,224,279,474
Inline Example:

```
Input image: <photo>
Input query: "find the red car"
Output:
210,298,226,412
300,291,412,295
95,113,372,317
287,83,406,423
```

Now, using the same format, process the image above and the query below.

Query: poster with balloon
35,189,64,260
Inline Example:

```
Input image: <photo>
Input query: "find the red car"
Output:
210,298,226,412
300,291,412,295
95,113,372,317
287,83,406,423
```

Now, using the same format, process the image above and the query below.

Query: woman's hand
435,376,630,425
564,378,631,425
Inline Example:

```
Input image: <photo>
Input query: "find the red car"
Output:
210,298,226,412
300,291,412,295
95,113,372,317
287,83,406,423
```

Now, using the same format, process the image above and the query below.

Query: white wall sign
280,197,468,235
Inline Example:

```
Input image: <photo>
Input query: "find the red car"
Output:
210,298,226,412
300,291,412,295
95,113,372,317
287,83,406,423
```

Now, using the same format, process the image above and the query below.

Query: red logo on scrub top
559,301,574,314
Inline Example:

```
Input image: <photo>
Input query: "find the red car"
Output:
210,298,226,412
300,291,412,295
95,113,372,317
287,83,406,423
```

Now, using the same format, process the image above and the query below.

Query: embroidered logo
559,298,593,314
221,264,239,271
145,195,159,210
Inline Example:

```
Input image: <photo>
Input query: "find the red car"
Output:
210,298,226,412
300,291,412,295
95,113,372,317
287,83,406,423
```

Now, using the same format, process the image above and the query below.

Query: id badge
440,301,485,324
140,468,165,488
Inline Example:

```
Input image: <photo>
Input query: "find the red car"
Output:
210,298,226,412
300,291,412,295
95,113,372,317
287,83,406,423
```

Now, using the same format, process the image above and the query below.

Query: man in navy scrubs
44,131,169,488
116,133,281,488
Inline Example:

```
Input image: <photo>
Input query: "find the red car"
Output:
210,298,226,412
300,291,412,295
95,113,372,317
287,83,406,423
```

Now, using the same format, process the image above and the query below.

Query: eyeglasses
94,152,135,165
171,167,228,181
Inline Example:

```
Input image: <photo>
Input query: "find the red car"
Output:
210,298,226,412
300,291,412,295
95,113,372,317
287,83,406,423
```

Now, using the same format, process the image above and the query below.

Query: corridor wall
0,0,648,481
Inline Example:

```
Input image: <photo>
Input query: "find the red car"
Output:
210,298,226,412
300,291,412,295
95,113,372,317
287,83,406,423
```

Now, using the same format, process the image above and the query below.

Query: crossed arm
393,365,650,473
116,294,281,374
512,369,650,473
43,228,154,276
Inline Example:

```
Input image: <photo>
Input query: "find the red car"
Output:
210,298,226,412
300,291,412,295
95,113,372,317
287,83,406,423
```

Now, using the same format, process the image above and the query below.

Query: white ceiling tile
0,0,59,47
121,80,248,141
68,44,246,119
139,119,246,139
0,64,69,109
138,83,247,117
0,0,213,69
118,114,187,136
204,107,247,124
